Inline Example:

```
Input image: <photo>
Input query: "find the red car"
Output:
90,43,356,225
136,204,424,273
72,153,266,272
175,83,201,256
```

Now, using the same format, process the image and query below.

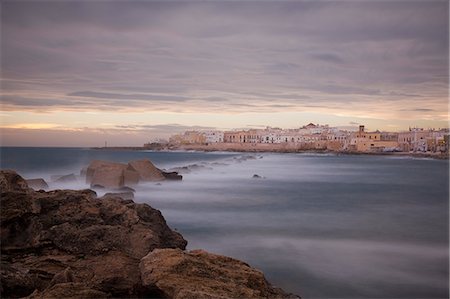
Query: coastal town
157,123,449,155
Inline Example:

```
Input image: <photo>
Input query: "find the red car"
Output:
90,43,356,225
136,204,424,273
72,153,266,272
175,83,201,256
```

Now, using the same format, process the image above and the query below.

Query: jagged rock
47,268,74,288
0,169,30,192
90,166,125,189
26,178,49,190
140,248,298,299
128,160,165,182
168,164,212,174
27,283,108,299
86,160,140,189
85,160,126,183
0,170,186,298
161,171,183,181
104,192,134,200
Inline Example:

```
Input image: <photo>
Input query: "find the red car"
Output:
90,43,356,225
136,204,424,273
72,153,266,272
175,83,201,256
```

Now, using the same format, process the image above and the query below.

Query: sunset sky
1,1,448,146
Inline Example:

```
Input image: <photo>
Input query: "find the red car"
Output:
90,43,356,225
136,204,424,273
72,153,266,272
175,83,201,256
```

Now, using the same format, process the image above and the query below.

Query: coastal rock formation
0,170,297,299
85,159,172,189
140,248,297,299
26,178,49,190
128,159,165,182
86,160,128,188
0,170,186,298
160,171,183,181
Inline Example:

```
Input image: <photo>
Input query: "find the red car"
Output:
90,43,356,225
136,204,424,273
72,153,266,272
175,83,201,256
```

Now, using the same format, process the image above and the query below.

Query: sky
1,0,449,146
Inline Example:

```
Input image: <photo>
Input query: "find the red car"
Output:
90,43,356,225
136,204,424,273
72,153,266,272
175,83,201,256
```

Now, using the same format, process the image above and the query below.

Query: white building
202,130,224,143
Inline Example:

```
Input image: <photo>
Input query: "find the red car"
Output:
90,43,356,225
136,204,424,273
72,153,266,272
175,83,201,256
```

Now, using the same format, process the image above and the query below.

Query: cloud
68,91,190,102
0,1,448,124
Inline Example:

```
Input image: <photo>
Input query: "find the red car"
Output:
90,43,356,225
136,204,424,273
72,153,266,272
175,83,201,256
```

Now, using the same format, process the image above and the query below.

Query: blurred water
1,148,448,298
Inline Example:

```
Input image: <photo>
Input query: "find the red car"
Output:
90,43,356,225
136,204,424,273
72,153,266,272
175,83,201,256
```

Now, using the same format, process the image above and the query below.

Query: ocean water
1,147,448,298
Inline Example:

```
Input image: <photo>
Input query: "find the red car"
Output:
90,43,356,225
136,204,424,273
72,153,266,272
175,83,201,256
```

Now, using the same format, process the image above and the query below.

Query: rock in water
26,178,49,190
90,166,125,189
140,248,299,299
85,160,141,189
0,170,186,298
128,160,165,182
160,171,183,180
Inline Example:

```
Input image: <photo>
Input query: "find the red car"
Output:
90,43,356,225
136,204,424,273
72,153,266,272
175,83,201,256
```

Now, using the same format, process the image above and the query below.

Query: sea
1,147,449,298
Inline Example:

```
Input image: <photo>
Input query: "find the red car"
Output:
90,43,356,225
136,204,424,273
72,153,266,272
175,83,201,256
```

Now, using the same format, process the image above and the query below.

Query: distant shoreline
91,144,449,160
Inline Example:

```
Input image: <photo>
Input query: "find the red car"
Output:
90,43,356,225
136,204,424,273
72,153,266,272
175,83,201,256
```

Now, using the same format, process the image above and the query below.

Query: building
169,131,206,145
202,130,224,143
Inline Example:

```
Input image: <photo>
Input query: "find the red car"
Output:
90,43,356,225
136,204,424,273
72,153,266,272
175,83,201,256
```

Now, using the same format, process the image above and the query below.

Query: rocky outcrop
26,178,49,190
160,171,183,181
0,169,30,192
128,159,165,182
140,248,297,299
0,170,297,299
0,170,186,298
85,159,171,189
86,160,128,188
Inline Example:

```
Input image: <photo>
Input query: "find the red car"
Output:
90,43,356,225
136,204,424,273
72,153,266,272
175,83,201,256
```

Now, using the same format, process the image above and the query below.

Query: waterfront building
202,130,224,143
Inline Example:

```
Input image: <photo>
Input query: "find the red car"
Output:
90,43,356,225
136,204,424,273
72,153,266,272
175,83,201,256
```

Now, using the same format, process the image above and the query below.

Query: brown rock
128,160,165,182
0,169,30,192
90,166,124,189
85,160,140,189
85,160,127,184
104,192,134,200
161,171,183,181
140,248,298,299
26,178,49,190
1,171,186,298
123,169,140,186
27,282,108,299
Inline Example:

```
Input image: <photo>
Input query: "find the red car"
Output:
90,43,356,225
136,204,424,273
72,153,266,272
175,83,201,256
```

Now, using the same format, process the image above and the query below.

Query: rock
168,164,212,174
0,261,37,298
85,160,140,189
128,160,165,182
28,283,108,299
85,160,126,183
90,166,125,189
169,166,191,174
1,171,186,298
0,169,30,192
47,268,74,288
161,171,183,181
53,174,77,183
104,192,134,200
123,169,140,186
26,178,49,190
140,248,298,299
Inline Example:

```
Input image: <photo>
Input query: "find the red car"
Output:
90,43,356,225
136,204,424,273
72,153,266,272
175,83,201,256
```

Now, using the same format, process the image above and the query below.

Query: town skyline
1,1,448,147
